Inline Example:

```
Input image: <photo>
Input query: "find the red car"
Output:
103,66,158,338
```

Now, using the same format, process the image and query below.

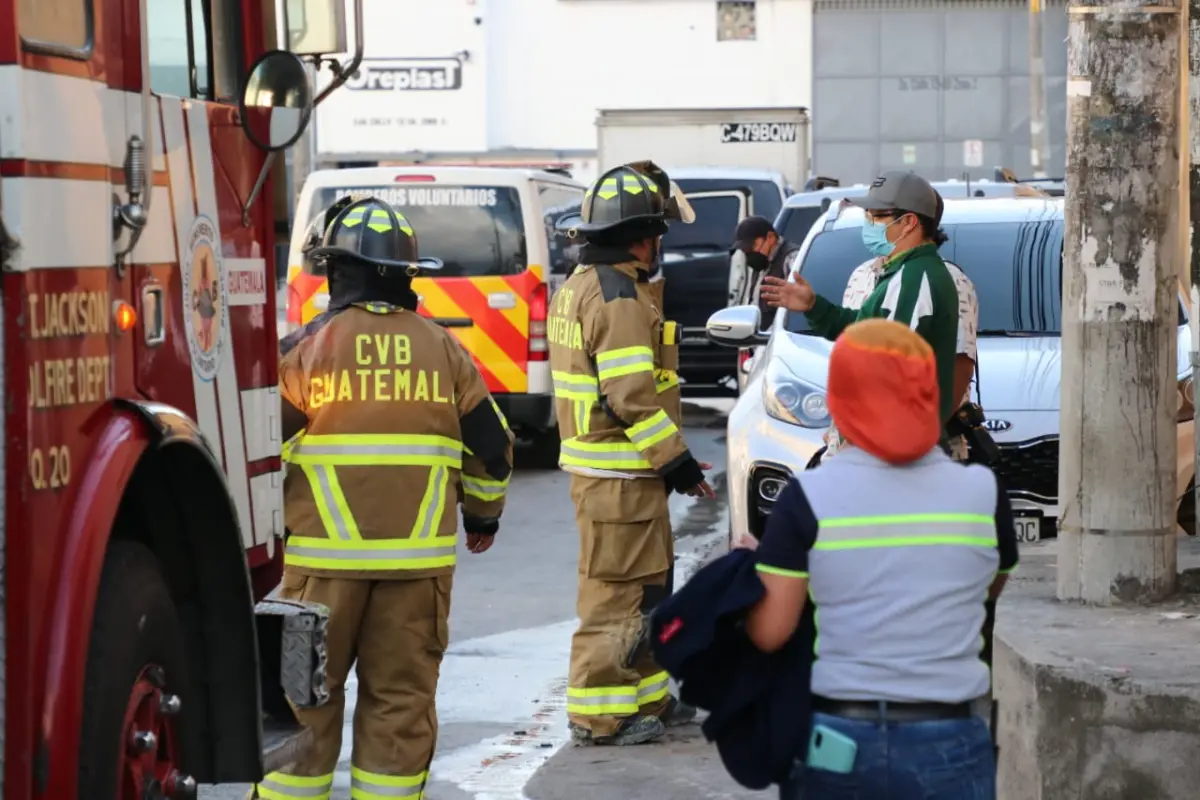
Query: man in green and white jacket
761,170,960,426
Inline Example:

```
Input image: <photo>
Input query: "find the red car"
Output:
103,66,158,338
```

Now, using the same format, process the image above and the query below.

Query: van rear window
310,185,527,277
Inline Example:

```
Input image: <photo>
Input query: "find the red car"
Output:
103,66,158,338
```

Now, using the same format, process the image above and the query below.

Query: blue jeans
779,711,996,800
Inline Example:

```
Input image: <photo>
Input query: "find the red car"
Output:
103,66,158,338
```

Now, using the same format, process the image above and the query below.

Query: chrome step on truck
255,598,331,772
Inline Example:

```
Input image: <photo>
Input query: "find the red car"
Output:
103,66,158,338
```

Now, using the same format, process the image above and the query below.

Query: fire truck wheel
78,540,195,800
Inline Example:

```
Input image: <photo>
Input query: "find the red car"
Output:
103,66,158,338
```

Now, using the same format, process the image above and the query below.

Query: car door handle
487,291,517,310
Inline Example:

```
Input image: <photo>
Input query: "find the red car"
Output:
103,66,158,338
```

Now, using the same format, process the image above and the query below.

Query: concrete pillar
1057,0,1181,603
1189,0,1200,546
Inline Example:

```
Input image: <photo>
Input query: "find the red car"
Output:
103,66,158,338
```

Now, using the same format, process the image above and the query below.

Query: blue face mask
861,219,896,258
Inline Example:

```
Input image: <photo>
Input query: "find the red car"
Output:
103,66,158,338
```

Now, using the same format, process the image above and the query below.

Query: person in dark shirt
742,318,1018,800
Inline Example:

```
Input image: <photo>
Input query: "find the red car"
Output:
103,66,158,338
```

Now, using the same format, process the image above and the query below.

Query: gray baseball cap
849,170,941,219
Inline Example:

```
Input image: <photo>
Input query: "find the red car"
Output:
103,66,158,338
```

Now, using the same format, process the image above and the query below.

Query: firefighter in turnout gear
549,162,714,746
256,197,515,800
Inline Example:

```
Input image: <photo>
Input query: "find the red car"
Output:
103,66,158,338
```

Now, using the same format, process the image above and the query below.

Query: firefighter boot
659,695,697,727
570,714,666,746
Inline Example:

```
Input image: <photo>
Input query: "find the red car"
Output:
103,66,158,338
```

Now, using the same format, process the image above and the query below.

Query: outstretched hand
760,275,816,312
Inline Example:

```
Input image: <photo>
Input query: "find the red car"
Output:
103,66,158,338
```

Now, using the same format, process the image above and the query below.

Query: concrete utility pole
1058,0,1181,603
1189,0,1200,552
1028,0,1051,178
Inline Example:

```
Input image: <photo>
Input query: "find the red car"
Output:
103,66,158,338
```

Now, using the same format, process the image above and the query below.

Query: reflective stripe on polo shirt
815,513,996,551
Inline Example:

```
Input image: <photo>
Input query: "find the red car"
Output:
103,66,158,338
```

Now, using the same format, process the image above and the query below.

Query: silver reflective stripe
816,515,993,546
568,691,638,707
553,376,598,395
461,475,505,499
637,676,669,702
627,414,675,447
415,466,447,538
295,443,461,461
258,777,332,798
597,352,653,371
286,544,456,562
559,443,645,463
312,465,355,541
350,777,423,798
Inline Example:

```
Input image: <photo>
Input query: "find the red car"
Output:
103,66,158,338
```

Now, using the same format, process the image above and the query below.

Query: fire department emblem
182,215,228,381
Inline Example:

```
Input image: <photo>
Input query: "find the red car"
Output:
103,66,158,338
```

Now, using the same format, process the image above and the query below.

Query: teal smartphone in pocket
806,723,858,774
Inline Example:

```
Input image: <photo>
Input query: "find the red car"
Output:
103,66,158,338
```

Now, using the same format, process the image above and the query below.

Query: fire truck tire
78,539,195,800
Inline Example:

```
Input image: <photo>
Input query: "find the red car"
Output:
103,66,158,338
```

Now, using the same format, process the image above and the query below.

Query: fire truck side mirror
238,49,314,152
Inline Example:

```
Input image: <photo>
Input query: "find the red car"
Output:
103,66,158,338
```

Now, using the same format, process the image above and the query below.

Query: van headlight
762,357,830,428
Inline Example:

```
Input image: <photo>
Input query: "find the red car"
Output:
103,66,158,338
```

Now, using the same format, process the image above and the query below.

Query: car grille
984,437,1059,502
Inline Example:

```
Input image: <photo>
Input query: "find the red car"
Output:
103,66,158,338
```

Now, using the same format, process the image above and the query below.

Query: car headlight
1179,375,1195,422
762,357,830,428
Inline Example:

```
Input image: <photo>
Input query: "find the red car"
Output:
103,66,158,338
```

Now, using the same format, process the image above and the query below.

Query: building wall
811,0,1068,184
485,0,814,153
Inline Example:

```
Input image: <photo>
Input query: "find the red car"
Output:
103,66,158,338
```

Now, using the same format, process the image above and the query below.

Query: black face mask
744,251,770,272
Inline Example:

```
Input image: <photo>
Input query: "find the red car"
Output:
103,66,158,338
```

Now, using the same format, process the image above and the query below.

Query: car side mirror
707,306,769,347
239,49,314,152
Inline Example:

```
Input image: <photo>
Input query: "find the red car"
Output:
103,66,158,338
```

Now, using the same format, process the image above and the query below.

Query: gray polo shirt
755,446,1018,704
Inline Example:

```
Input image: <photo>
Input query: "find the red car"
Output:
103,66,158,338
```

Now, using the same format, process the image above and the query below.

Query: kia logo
982,419,1012,432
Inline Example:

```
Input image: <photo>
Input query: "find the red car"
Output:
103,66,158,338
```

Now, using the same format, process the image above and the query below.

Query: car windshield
777,204,831,245
675,178,782,221
308,184,526,277
661,194,742,252
784,220,1064,335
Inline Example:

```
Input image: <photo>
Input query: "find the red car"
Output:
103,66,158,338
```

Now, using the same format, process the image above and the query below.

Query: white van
284,166,586,457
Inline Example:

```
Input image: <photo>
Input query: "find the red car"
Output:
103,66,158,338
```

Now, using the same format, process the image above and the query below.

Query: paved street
202,400,734,800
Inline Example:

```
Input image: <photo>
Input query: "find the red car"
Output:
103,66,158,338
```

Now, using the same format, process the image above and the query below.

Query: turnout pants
567,474,674,736
254,571,453,800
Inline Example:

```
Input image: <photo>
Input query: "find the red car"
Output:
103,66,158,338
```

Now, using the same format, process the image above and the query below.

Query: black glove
660,452,705,495
462,512,499,537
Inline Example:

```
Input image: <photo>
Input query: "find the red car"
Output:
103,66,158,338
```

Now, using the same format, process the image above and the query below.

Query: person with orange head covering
741,319,1018,800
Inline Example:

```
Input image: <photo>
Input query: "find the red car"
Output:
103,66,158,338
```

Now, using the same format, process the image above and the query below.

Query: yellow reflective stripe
662,321,679,345
559,438,652,470
301,464,363,541
285,535,457,571
256,771,333,800
350,765,426,799
552,370,600,400
566,684,639,715
489,396,511,432
595,346,654,381
291,433,463,468
461,473,507,501
624,409,678,451
572,398,593,434
654,369,679,393
282,428,306,463
412,465,449,538
637,671,670,706
816,513,997,550
756,563,808,579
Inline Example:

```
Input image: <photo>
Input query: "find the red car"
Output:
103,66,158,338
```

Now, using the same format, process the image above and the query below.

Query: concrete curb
995,538,1200,800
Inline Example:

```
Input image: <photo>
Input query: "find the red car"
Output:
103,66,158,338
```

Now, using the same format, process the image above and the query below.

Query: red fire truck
1,1,363,798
